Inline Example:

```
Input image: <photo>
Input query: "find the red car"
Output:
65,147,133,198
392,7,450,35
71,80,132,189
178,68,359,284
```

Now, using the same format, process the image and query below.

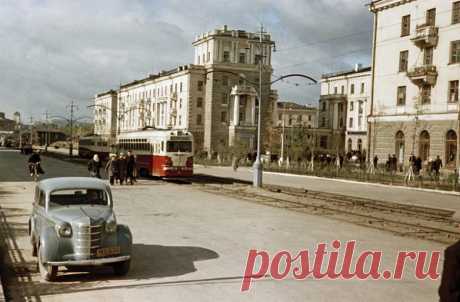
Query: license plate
96,246,121,258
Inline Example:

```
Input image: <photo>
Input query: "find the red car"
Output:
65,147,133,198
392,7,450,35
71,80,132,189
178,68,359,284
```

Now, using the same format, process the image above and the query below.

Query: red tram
117,129,193,178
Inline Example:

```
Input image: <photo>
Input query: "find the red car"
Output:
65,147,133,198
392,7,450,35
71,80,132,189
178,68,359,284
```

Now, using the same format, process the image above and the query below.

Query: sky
0,0,373,123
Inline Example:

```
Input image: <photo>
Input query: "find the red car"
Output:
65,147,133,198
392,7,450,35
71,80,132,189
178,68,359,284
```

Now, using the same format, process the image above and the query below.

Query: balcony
411,24,438,48
407,65,438,86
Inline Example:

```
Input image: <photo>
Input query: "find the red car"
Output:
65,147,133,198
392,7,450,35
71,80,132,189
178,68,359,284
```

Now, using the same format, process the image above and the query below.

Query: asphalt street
0,149,447,301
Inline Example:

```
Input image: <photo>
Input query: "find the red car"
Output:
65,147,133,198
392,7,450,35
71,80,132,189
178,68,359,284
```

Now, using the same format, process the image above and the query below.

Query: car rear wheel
38,245,57,281
112,260,130,276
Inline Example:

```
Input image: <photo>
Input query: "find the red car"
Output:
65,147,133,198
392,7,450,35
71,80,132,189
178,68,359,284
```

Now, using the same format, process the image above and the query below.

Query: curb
195,165,460,196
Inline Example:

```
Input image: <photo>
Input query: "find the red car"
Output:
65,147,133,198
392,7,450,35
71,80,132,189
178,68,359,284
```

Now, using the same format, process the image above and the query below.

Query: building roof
321,66,371,79
277,101,316,111
38,177,110,193
95,89,117,98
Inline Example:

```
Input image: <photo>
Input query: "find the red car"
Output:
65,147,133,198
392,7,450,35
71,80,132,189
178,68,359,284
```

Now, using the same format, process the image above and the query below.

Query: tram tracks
188,175,460,244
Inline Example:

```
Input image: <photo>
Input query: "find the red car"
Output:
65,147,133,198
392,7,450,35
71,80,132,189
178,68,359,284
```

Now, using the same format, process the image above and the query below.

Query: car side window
38,190,45,208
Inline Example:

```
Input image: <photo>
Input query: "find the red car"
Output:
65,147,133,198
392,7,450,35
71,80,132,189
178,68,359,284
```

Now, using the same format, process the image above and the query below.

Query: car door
33,189,47,238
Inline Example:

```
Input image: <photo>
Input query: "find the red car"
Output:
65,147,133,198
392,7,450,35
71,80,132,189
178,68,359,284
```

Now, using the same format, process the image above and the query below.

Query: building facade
94,90,117,144
95,26,277,156
369,0,460,169
320,66,372,154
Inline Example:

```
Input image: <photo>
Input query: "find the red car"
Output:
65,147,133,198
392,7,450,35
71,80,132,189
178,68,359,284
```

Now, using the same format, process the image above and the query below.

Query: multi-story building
96,26,277,155
94,90,117,143
320,66,372,154
369,0,460,169
274,101,317,128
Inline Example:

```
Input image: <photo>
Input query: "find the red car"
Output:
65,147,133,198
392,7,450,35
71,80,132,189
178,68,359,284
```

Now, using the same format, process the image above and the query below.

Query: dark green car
29,177,132,281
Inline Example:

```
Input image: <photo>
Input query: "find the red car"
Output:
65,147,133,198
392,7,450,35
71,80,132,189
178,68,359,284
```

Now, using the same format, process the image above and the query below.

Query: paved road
195,165,460,216
0,150,447,301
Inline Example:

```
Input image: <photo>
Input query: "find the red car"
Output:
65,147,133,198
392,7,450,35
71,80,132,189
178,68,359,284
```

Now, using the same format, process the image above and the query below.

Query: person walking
126,150,137,185
118,153,127,185
87,154,102,178
105,154,119,185
434,155,443,181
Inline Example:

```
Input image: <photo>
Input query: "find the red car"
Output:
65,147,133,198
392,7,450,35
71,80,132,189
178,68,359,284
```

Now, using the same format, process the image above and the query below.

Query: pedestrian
126,150,136,185
439,239,460,301
87,154,102,178
373,155,378,169
414,156,422,176
105,154,119,185
232,155,239,172
118,152,127,185
434,155,443,180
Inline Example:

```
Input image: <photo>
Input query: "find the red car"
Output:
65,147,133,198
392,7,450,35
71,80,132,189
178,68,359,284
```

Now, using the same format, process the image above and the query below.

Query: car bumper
46,255,130,266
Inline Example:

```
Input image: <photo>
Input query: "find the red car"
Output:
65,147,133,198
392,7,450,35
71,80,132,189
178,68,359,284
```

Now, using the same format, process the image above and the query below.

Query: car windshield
49,189,109,208
167,141,192,153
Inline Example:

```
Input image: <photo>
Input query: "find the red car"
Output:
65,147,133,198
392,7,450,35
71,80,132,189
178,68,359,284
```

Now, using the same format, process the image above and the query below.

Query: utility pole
68,101,77,157
253,23,265,187
29,116,34,145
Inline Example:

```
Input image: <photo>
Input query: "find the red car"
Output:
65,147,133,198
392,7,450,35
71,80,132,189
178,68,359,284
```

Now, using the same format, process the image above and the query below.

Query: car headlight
55,222,72,238
106,220,117,233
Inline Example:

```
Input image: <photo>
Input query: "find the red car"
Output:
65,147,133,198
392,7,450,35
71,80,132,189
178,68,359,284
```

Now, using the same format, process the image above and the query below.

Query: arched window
446,130,457,166
347,138,352,152
419,130,430,161
357,139,363,152
395,131,405,164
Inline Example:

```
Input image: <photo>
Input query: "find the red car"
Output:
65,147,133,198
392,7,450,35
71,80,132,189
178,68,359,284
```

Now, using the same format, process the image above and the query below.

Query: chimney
223,24,228,31
355,63,363,72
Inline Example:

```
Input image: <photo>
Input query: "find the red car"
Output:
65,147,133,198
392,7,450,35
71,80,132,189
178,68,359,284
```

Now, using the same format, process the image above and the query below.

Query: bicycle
29,163,40,182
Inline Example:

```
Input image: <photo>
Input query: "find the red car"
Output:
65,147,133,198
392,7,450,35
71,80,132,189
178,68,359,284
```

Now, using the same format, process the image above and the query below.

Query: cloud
0,0,372,121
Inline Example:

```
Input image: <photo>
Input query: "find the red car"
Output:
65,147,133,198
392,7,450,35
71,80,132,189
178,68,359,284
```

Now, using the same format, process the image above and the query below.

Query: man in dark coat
87,154,102,178
118,153,127,185
105,154,119,185
126,150,136,185
439,240,460,302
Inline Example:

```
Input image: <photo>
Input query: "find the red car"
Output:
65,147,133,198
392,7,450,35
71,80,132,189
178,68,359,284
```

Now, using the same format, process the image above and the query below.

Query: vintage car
29,177,132,281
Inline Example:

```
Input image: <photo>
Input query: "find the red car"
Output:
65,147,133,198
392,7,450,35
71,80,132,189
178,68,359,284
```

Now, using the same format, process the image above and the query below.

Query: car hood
48,205,112,223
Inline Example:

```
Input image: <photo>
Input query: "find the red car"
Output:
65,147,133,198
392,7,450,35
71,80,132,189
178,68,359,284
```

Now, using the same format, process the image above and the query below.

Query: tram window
161,141,164,152
167,141,192,152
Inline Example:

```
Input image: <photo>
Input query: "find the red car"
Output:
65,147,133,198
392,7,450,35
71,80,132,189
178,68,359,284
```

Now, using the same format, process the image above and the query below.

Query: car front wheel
38,245,57,281
112,260,130,276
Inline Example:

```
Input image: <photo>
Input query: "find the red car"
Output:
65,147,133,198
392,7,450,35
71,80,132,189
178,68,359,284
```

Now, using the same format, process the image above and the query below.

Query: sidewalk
195,165,460,219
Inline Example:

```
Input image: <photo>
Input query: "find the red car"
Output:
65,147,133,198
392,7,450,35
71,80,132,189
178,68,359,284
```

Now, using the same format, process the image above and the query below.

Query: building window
350,84,355,95
207,51,211,62
320,117,326,127
358,101,364,114
322,102,326,111
350,101,354,111
197,97,203,108
424,47,433,65
421,86,431,104
222,75,229,86
196,114,202,125
451,41,460,64
278,114,282,121
221,111,227,123
222,93,228,104
397,86,406,105
341,85,345,94
239,52,246,64
320,136,328,149
334,87,338,94
308,115,312,121
180,82,183,93
446,130,458,165
449,80,459,103
223,51,230,62
453,1,460,24
361,82,365,94
399,50,409,72
401,15,411,37
419,130,430,161
349,117,353,128
395,131,405,164
254,54,262,65
198,81,204,92
357,139,363,152
426,8,436,26
288,115,292,126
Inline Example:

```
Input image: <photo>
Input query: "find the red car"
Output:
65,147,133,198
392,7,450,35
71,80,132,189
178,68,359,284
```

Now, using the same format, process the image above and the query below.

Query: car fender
116,224,132,256
39,226,59,263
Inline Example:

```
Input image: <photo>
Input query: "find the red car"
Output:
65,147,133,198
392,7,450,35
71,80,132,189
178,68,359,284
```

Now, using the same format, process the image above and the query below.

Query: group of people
87,151,137,185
